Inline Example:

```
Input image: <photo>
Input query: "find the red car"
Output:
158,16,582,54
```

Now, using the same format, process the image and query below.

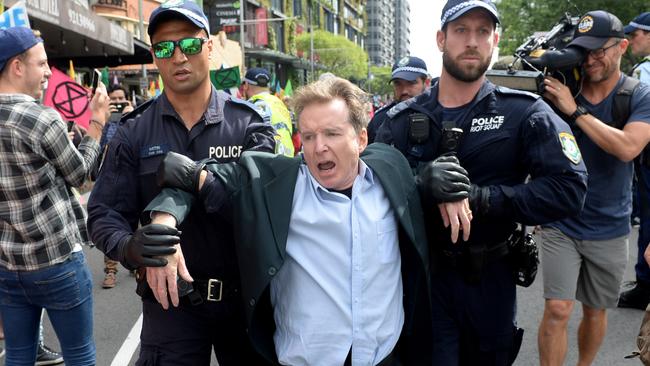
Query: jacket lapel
263,156,301,259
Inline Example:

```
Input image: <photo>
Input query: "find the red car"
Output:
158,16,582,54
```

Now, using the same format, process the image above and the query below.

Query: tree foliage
367,65,393,96
296,30,368,81
497,0,647,68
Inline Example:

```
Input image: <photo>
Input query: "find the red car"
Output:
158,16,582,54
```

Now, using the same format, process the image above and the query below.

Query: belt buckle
207,279,223,302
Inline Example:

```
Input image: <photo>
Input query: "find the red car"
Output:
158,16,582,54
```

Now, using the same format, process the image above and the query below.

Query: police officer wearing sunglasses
87,1,276,365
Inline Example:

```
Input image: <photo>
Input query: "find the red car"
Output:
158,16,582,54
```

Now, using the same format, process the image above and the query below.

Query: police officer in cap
367,56,430,143
375,0,588,364
618,12,650,310
87,1,276,364
625,12,650,83
242,67,294,157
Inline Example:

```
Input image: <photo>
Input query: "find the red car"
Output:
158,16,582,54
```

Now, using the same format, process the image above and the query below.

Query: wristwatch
570,104,589,123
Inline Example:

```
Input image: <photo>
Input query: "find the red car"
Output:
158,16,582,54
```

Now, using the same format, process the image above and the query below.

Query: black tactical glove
416,155,470,203
156,151,206,192
119,224,180,268
469,184,491,216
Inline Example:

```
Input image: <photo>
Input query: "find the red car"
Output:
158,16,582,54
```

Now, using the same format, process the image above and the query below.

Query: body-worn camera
408,113,430,144
487,13,584,95
440,121,463,155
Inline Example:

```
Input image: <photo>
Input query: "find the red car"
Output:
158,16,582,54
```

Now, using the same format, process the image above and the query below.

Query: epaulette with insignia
495,85,540,100
119,97,156,124
387,97,418,118
227,96,269,122
374,102,394,115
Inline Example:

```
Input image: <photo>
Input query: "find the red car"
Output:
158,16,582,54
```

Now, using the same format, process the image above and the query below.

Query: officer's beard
442,51,491,83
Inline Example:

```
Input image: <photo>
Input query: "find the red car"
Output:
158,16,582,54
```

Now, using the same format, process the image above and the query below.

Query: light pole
308,0,314,81
239,0,246,68
138,0,147,93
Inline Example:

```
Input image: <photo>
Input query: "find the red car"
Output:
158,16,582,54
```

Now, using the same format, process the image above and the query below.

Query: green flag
210,66,241,90
284,79,293,97
101,67,109,86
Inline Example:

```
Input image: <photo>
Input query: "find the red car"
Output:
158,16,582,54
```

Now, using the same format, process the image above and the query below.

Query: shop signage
210,0,240,33
19,0,133,53
0,1,30,29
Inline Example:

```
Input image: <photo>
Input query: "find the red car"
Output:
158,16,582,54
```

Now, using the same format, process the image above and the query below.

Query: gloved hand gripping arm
117,223,181,269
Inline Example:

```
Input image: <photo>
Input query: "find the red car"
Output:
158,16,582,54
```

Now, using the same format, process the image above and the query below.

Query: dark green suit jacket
146,143,432,364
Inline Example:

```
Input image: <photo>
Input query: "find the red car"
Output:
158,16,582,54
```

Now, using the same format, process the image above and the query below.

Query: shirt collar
159,85,224,125
0,93,37,104
302,158,375,195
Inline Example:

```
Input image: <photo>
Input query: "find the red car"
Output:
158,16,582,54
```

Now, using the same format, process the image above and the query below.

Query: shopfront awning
245,48,314,70
6,0,134,60
58,37,153,68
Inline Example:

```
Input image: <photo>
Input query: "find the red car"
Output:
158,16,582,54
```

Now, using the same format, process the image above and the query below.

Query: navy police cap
440,0,499,29
391,56,429,82
244,67,271,87
624,12,650,34
148,0,210,37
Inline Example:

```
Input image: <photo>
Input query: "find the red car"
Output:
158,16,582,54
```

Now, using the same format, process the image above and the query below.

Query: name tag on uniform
140,144,170,158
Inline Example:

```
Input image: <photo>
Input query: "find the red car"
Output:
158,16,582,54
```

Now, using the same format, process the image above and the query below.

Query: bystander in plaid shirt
0,93,100,271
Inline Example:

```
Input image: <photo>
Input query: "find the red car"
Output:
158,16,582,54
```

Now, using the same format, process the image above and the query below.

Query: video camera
486,14,585,95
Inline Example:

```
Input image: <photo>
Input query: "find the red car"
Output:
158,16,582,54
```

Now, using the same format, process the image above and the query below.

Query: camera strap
612,75,640,130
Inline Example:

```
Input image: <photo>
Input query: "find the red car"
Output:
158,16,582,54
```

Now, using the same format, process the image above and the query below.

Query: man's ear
437,30,445,52
358,127,368,152
206,37,213,59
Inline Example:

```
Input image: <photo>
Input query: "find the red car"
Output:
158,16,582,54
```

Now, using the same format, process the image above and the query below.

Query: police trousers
136,296,269,366
431,256,518,366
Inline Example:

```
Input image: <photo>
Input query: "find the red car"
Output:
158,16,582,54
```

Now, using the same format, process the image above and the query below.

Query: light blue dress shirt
270,160,404,366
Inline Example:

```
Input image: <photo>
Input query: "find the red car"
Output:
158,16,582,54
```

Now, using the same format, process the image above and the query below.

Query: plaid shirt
0,93,100,271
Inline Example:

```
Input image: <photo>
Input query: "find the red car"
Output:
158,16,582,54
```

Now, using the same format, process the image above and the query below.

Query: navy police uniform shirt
375,79,588,250
87,87,276,282
368,102,396,143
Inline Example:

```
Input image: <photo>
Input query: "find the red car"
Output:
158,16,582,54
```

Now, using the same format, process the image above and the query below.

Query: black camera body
111,102,128,113
487,14,584,95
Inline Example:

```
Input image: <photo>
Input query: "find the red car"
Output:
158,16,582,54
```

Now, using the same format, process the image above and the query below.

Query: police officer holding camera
539,10,650,365
375,0,587,364
87,1,275,364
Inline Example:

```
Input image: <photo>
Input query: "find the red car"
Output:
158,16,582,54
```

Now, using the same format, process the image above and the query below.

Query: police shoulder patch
228,97,269,122
559,132,582,165
387,97,417,118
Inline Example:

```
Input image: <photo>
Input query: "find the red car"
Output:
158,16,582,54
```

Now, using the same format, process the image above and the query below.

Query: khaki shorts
539,226,629,309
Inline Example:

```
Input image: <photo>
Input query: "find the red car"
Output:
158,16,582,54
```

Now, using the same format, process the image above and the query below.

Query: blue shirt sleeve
629,82,650,124
87,125,140,265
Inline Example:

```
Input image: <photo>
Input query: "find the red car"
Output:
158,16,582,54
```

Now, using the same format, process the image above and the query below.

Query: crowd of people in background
2,0,650,365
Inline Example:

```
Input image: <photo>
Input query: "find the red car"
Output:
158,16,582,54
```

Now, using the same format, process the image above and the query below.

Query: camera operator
538,10,650,366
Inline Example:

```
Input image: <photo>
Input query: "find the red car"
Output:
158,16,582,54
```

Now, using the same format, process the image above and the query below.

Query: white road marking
111,313,143,366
